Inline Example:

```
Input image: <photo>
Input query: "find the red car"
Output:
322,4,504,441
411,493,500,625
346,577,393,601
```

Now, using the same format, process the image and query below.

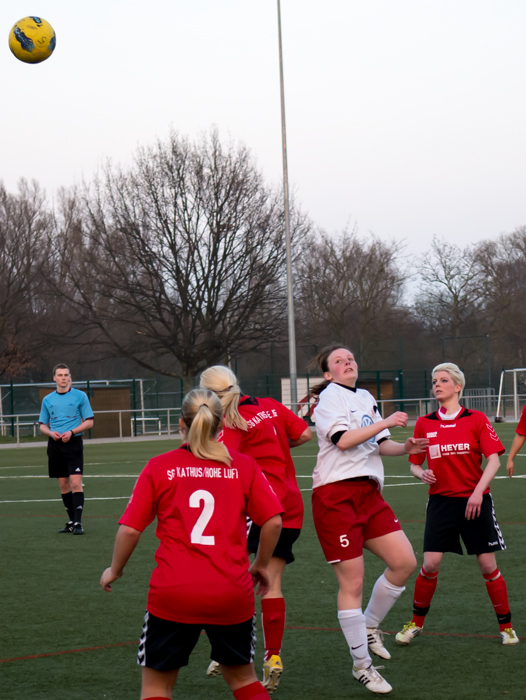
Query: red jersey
410,409,504,498
219,396,306,529
119,445,283,625
516,403,526,436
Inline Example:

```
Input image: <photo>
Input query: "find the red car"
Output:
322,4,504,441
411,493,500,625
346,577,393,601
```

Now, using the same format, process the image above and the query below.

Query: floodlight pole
277,0,298,410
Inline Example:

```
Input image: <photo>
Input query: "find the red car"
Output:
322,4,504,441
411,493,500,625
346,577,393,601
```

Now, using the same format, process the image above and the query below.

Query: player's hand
100,567,122,592
50,431,62,441
385,412,409,429
61,430,73,443
420,469,436,484
465,492,482,520
405,437,429,454
506,459,515,477
249,562,270,597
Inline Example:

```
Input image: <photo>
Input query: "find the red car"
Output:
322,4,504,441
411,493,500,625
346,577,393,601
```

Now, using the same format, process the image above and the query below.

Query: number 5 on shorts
340,534,349,548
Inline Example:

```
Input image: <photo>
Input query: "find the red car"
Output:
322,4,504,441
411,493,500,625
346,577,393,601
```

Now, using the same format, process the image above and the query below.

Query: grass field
1,424,524,699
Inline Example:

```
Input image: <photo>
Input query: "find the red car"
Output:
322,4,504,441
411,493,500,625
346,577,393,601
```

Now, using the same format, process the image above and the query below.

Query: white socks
338,609,371,669
364,573,405,629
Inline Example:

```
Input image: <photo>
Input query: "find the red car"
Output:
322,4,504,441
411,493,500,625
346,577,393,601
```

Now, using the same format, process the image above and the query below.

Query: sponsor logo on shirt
361,414,376,444
426,432,437,438
429,442,470,459
167,466,239,480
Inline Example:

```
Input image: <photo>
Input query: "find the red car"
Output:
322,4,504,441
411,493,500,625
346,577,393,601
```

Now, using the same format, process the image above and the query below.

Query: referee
39,364,94,535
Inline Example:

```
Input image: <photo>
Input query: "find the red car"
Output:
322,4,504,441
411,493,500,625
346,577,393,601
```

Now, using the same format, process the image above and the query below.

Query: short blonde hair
432,363,466,399
181,389,231,465
199,366,248,431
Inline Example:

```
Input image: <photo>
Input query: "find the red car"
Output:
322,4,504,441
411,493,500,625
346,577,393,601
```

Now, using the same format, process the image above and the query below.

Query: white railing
0,407,183,447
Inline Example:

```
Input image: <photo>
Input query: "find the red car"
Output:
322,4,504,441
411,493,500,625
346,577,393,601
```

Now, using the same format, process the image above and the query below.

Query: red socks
483,568,512,631
233,680,270,699
261,597,286,661
411,568,438,627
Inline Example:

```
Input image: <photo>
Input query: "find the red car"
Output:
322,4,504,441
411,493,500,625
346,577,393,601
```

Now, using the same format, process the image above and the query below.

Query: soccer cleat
206,660,221,677
352,664,392,694
367,628,391,660
501,628,519,645
72,523,84,535
262,654,283,694
58,521,74,533
395,621,422,645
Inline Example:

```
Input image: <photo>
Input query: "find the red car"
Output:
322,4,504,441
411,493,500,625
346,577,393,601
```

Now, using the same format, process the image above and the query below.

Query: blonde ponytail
199,366,248,431
181,389,231,465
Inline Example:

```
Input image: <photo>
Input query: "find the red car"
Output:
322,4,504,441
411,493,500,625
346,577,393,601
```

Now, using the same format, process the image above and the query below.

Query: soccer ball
8,16,56,64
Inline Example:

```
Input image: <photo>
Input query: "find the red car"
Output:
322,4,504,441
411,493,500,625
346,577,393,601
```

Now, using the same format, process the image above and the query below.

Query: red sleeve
119,464,157,532
269,398,307,441
218,426,243,452
245,458,284,526
409,418,426,466
477,414,505,457
517,404,526,436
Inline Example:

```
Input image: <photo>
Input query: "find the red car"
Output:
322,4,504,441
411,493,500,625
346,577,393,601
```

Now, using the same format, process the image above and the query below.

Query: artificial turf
0,425,524,699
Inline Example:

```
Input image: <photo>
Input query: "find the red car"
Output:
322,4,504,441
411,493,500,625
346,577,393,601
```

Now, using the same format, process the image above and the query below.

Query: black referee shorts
137,611,257,671
424,493,506,555
47,436,84,479
247,523,300,564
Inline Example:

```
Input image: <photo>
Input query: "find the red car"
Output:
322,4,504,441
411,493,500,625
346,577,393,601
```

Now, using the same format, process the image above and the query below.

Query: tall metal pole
277,0,298,410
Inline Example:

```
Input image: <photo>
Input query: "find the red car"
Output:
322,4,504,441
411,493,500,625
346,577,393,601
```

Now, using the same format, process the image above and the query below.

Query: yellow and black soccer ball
8,16,56,64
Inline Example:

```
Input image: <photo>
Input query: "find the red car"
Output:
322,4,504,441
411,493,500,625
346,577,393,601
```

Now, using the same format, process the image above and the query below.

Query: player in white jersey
310,345,428,694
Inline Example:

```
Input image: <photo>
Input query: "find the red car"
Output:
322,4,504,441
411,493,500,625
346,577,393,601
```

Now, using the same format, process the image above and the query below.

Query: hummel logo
488,541,498,546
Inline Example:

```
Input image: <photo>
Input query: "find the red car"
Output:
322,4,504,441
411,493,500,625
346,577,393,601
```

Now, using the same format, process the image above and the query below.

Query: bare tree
414,236,482,338
48,130,310,383
0,180,50,379
296,227,408,362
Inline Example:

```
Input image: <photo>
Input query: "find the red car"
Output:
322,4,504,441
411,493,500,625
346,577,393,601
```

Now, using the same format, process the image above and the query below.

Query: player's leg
464,494,518,644
140,667,178,699
363,530,416,657
220,665,270,699
50,435,75,532
261,556,286,693
137,612,199,698
208,617,271,698
67,437,85,534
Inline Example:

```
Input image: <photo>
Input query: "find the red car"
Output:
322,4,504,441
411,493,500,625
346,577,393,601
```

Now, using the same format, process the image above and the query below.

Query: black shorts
247,523,300,564
424,493,506,555
137,611,257,671
47,436,84,478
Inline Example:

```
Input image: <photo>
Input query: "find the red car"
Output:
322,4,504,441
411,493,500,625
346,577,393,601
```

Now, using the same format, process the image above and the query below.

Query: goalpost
495,368,526,422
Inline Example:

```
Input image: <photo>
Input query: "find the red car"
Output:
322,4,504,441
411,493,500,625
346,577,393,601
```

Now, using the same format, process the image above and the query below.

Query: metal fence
1,391,519,448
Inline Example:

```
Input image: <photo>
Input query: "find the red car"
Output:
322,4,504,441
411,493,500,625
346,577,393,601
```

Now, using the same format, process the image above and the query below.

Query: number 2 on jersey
190,489,215,545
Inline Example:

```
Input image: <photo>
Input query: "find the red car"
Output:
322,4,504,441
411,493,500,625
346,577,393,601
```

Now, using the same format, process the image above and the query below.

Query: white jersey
312,383,390,490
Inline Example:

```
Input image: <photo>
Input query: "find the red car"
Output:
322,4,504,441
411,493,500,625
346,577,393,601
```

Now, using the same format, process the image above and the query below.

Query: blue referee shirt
39,387,94,435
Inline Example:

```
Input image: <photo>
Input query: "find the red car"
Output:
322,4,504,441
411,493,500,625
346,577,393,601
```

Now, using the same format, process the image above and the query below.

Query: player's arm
100,525,142,591
39,423,62,441
61,418,94,442
334,411,409,451
465,453,501,520
249,514,282,597
289,426,312,448
379,437,429,456
507,433,526,477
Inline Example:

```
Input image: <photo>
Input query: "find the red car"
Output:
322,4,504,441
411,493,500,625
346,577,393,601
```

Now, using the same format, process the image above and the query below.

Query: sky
1,0,526,254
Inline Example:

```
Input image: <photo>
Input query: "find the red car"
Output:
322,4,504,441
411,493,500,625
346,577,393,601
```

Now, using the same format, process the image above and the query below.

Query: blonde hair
432,362,466,399
181,389,231,465
199,366,248,431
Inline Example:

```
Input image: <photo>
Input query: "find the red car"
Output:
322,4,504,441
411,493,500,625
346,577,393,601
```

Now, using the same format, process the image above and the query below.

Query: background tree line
1,129,525,392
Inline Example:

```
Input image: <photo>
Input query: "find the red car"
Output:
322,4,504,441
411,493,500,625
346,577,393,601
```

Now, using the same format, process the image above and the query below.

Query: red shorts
312,478,402,563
